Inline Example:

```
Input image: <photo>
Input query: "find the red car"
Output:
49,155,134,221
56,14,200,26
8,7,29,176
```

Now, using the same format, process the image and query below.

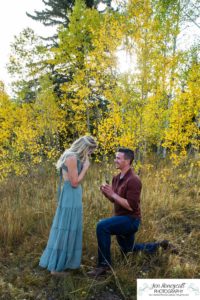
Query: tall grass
0,160,199,299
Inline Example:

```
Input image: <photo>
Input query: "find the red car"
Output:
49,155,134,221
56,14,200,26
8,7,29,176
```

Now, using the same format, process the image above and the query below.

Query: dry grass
0,160,199,299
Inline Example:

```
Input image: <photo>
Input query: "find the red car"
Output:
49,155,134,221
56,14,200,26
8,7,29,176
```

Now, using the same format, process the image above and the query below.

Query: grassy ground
0,159,199,299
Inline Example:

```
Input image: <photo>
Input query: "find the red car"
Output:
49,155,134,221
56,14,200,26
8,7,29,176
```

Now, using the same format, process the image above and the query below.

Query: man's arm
125,177,142,211
101,184,133,211
100,185,114,203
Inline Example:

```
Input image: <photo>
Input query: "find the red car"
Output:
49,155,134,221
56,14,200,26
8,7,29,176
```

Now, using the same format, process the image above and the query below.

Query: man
88,147,177,278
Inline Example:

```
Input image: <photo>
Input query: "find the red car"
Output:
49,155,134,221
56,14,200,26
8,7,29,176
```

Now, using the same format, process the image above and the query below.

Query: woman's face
88,147,96,155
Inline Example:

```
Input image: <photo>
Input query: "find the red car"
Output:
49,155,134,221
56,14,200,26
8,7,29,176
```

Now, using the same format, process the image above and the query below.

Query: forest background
0,0,199,177
0,0,199,299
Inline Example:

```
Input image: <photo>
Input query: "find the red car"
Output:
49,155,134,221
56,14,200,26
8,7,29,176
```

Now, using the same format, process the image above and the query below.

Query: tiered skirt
39,181,82,271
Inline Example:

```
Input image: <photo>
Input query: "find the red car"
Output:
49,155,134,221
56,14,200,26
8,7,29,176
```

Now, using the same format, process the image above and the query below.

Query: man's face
114,152,130,170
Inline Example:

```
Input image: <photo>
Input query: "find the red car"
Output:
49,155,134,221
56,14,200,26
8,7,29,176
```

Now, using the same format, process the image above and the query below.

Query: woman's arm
64,156,89,187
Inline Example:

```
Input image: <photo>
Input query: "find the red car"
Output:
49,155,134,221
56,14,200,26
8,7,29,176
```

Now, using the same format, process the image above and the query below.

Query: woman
39,136,97,275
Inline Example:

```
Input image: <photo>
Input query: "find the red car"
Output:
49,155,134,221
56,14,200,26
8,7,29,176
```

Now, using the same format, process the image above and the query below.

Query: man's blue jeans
96,216,160,267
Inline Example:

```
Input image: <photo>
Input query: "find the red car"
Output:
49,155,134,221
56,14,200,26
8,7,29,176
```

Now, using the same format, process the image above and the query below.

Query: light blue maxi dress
39,158,83,271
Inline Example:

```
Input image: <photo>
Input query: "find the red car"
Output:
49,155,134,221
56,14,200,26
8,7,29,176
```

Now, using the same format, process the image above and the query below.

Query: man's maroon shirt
112,168,142,218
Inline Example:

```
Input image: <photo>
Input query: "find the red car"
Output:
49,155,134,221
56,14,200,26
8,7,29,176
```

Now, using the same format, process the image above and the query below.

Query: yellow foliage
0,78,67,179
0,0,199,180
164,64,200,164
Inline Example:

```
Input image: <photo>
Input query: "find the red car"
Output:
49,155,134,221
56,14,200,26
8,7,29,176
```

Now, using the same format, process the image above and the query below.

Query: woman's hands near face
83,157,90,170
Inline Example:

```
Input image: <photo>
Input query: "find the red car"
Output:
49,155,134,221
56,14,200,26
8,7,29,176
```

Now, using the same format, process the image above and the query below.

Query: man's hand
100,184,116,199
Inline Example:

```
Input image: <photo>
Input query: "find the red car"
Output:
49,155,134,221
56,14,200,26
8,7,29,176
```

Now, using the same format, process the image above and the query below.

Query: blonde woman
39,136,97,275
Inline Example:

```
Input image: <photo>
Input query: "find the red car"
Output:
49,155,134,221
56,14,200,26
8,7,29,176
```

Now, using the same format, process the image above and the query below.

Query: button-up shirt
112,168,142,218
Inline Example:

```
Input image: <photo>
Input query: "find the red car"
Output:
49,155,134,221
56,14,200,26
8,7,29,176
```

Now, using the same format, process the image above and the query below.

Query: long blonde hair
56,136,97,170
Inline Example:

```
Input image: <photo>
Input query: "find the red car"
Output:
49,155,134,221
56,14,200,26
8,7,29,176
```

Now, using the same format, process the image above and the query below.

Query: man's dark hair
117,147,135,165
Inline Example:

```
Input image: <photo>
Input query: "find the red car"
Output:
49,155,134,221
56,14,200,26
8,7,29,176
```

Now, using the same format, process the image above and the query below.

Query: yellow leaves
163,63,200,164
142,94,167,143
0,78,69,180
97,102,139,154
0,1,199,179
77,86,90,99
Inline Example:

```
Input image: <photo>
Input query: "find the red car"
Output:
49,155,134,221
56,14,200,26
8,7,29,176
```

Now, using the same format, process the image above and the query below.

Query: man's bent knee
96,218,110,235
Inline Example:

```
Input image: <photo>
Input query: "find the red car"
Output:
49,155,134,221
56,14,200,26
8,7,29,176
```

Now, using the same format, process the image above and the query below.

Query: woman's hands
83,157,90,171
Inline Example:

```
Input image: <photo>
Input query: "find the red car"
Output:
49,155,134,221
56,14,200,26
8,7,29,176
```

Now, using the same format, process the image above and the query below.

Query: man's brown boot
87,266,109,278
160,240,179,254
